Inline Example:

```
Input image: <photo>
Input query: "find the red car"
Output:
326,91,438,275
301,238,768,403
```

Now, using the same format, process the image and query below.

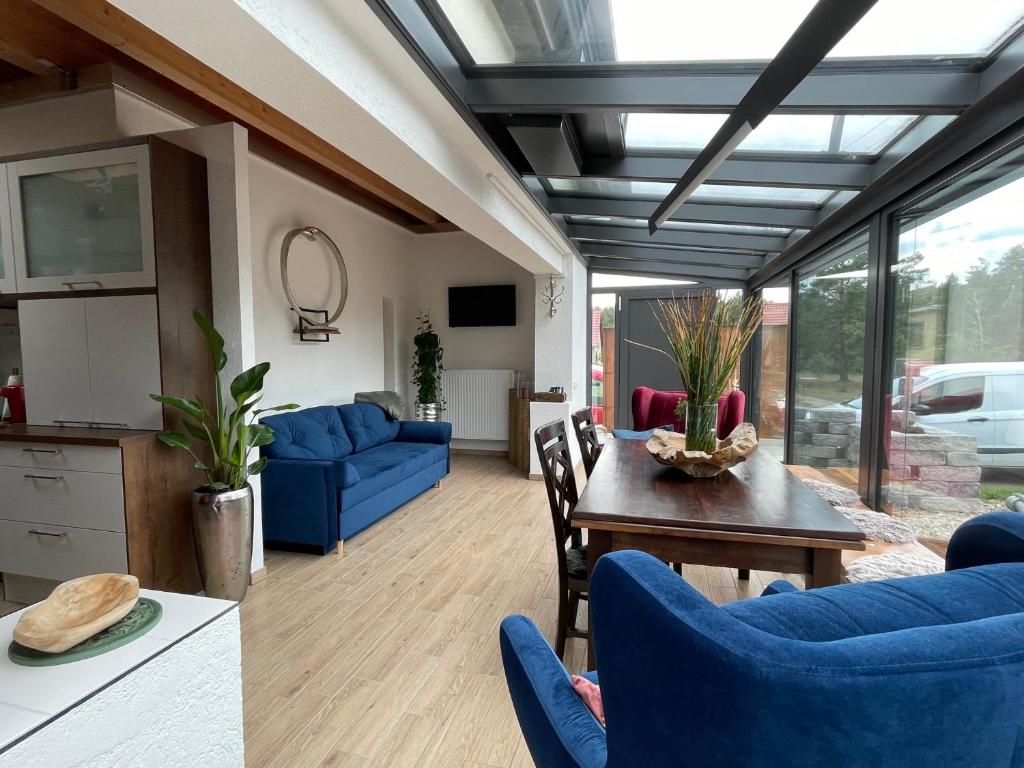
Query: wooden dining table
573,438,866,666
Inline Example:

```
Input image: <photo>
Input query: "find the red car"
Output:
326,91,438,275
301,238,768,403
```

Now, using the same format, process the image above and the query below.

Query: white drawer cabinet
0,442,122,474
0,519,127,582
0,466,126,532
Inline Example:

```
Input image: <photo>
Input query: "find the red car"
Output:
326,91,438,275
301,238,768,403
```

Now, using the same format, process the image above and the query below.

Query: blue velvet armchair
500,511,1024,767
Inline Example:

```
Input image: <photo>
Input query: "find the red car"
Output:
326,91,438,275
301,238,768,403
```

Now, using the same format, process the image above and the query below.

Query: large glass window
757,283,790,460
883,149,1024,543
545,177,831,206
791,230,870,490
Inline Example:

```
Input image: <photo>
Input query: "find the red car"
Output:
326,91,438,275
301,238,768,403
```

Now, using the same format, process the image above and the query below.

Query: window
544,177,831,206
791,230,870,491
757,283,790,460
883,146,1024,541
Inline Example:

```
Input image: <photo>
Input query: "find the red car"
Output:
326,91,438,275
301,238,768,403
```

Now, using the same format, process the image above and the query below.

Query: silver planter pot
191,485,254,602
415,402,441,422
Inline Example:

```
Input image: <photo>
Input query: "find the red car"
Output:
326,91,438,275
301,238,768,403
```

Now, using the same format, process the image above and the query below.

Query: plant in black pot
412,310,444,422
151,312,298,601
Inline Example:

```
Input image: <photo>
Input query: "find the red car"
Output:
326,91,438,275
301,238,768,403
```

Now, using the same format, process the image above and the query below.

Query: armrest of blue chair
760,579,800,596
397,420,452,445
499,615,607,768
946,510,1024,571
260,458,338,554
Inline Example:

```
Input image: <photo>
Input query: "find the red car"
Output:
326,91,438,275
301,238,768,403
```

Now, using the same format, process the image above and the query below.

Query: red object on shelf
0,384,26,423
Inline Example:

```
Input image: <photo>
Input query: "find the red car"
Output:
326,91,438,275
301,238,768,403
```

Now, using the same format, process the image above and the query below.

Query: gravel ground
898,499,1009,541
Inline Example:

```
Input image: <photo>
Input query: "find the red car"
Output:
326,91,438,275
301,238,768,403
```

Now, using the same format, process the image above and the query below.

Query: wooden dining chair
570,407,603,479
534,418,588,659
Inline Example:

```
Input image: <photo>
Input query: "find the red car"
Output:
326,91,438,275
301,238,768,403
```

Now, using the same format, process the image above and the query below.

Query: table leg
807,548,842,588
586,529,612,670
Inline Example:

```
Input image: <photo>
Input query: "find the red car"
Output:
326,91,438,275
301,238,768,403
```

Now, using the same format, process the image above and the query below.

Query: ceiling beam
465,70,977,114
581,155,867,190
567,224,783,253
546,196,818,229
589,255,750,281
581,242,765,269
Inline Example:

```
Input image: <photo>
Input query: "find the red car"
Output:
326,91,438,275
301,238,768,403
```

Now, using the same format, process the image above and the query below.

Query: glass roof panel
566,215,792,235
546,177,831,205
625,114,918,154
435,0,1024,65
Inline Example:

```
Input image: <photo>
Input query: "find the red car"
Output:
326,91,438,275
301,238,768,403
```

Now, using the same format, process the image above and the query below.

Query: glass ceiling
545,178,833,206
436,0,1024,65
625,114,918,155
566,215,793,236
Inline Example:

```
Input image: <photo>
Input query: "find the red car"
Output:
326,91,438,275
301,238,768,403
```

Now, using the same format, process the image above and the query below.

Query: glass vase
685,401,719,455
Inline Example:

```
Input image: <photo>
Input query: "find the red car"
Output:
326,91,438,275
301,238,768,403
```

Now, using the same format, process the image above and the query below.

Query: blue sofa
260,403,451,554
500,511,1024,767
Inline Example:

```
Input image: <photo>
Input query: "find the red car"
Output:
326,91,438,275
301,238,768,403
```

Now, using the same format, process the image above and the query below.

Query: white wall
248,155,414,411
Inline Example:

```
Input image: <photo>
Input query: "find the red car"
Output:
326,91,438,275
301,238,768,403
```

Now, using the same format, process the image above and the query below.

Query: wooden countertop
0,424,158,447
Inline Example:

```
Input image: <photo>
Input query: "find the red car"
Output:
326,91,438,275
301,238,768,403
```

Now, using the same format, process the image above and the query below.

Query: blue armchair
500,511,1024,767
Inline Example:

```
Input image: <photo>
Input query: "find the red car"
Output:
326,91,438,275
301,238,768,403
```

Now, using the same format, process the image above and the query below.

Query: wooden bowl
645,423,759,478
13,574,140,653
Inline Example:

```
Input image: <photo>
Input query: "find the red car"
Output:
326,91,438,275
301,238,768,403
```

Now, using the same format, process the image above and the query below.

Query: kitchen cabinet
6,145,155,293
0,168,14,295
19,296,163,430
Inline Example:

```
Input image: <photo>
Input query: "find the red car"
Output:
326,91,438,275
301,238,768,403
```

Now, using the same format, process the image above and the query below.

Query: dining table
573,438,866,666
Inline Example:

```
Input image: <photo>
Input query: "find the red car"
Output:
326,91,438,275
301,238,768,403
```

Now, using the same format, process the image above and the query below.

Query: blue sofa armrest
760,579,800,596
499,615,607,768
946,510,1024,571
397,420,452,444
260,458,338,555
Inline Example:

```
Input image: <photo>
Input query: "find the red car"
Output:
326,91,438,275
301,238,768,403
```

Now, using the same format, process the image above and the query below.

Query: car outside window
992,375,1024,410
912,376,985,415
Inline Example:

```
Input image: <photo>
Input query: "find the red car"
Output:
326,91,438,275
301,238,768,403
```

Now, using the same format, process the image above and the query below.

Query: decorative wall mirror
279,226,347,341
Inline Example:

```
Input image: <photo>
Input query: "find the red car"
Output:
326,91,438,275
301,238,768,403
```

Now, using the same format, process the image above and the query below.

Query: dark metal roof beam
589,255,750,281
582,241,765,268
546,196,819,228
567,224,783,252
466,70,977,113
581,155,868,189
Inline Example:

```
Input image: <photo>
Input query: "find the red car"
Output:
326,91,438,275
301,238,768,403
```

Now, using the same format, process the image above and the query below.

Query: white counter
0,589,243,767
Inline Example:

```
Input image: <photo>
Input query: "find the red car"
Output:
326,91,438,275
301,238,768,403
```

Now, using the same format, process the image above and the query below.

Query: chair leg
738,569,750,580
672,562,682,575
567,590,581,633
555,589,569,659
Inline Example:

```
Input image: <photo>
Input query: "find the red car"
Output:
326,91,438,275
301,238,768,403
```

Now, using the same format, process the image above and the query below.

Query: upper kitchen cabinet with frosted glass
6,144,155,292
0,169,15,295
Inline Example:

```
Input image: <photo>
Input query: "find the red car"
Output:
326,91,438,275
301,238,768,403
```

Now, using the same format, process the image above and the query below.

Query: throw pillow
571,674,605,727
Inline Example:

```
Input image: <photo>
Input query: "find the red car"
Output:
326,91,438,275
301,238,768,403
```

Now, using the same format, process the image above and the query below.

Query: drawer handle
53,420,91,426
24,473,64,481
62,280,104,289
88,421,129,429
22,448,63,455
28,529,67,539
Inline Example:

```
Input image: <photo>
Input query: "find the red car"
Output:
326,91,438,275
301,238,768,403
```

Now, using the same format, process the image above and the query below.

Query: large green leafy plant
151,312,298,491
411,311,445,406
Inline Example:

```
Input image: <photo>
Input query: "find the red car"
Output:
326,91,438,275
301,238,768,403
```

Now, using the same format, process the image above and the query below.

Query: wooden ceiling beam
0,0,111,73
32,0,445,227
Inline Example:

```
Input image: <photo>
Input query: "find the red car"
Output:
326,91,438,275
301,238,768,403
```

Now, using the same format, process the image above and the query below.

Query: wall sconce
539,275,564,318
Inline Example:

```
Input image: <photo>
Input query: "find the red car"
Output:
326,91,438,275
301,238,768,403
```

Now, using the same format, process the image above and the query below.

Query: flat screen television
448,284,516,327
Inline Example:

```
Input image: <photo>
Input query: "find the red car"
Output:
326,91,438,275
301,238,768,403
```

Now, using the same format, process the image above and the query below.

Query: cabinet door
0,166,15,294
8,145,155,293
18,298,93,426
86,295,163,430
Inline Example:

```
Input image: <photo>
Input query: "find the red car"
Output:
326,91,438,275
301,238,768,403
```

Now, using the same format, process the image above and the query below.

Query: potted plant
632,292,761,455
151,312,297,601
411,310,445,421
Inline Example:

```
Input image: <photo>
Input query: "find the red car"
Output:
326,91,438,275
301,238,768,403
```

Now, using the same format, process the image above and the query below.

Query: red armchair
631,386,746,439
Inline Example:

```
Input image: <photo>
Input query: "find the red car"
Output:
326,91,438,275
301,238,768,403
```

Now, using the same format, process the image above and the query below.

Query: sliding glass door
756,282,790,460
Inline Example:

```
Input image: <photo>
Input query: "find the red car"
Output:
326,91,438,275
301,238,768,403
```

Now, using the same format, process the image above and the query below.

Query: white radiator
441,368,515,440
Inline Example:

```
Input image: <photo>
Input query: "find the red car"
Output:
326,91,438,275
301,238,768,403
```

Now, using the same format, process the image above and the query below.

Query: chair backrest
631,386,745,437
534,419,579,569
570,407,603,478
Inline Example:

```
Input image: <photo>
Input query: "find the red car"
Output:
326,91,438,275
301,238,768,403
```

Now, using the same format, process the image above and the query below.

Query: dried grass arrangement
630,291,762,454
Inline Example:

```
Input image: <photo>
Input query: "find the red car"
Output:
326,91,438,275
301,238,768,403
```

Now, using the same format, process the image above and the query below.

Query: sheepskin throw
834,507,917,544
845,553,943,583
800,479,861,507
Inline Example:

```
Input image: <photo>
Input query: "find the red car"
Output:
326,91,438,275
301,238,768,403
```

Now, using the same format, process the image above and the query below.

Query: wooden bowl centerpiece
645,423,759,478
13,574,140,654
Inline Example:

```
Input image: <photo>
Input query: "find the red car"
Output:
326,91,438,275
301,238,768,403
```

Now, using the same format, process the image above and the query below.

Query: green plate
8,598,163,667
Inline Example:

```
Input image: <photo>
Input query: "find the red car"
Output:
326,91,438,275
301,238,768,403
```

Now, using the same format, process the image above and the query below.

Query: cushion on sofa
338,403,401,453
261,406,354,460
340,441,447,507
332,460,361,489
723,562,1024,642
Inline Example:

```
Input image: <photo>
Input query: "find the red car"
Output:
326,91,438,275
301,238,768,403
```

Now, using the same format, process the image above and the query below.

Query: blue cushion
261,406,353,460
338,403,401,452
611,424,673,440
723,562,1024,641
340,441,447,507
331,460,361,489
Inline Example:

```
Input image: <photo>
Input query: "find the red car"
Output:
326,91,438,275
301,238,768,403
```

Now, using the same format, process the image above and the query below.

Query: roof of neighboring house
763,302,789,326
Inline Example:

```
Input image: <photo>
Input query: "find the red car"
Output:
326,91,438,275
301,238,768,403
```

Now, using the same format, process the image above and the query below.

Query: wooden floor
239,455,802,768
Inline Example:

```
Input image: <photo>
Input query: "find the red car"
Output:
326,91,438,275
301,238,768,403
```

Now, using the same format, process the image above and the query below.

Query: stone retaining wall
792,408,982,514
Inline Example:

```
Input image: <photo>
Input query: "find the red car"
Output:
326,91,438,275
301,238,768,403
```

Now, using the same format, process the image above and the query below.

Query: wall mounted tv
448,284,516,327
